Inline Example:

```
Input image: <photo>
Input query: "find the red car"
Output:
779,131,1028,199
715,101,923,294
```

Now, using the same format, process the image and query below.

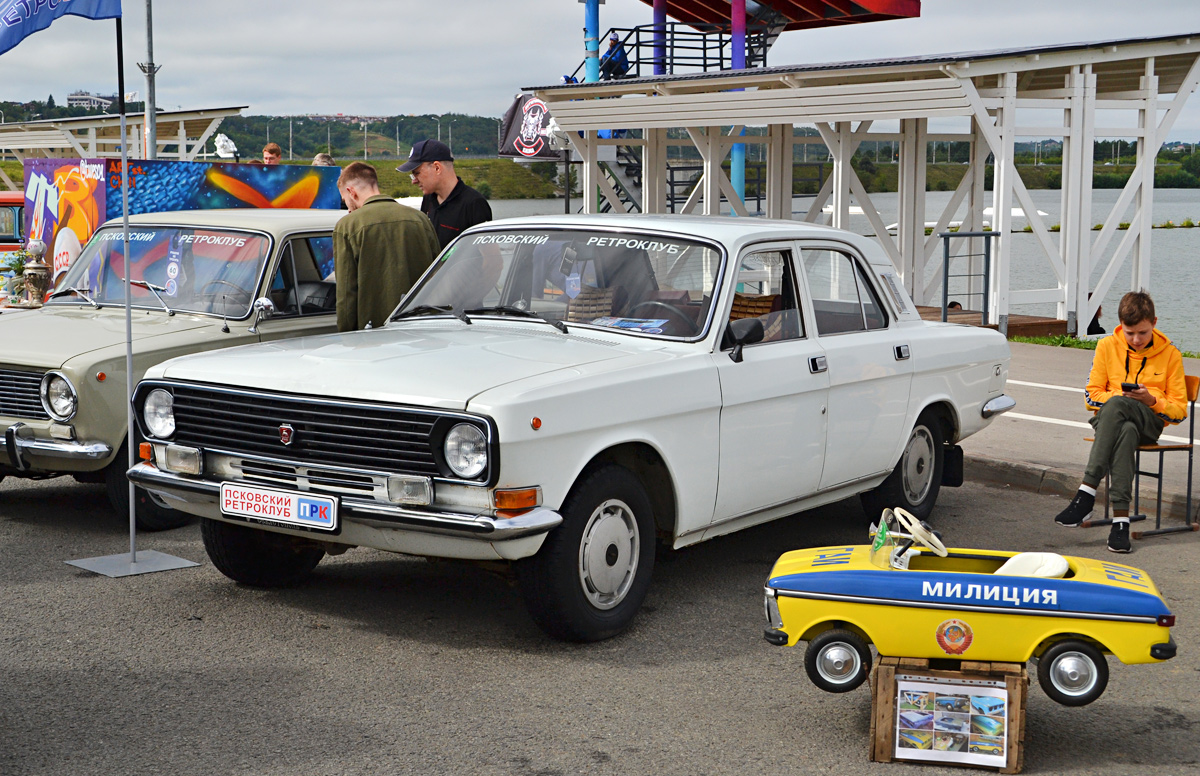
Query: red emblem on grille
279,423,295,446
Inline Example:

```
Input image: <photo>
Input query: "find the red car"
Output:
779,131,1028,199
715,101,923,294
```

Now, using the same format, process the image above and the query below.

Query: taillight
1157,614,1175,627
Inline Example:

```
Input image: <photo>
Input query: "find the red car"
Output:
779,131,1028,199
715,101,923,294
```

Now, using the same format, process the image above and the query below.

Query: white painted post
992,72,1017,333
1133,58,1157,291
968,116,989,307
704,128,722,216
897,118,928,299
1076,68,1097,329
832,121,851,230
644,127,666,214
1061,67,1084,332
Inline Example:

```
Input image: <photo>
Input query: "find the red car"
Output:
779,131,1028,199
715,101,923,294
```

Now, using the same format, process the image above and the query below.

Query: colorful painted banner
24,159,342,281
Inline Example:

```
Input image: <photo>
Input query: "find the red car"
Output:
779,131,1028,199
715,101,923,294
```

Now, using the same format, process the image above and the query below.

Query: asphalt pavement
1,467,1198,775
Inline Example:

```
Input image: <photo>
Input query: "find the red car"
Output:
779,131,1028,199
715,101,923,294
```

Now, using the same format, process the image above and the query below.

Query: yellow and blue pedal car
763,508,1177,706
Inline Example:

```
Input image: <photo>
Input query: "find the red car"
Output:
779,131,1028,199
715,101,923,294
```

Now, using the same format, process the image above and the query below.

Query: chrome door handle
809,355,828,373
895,344,910,360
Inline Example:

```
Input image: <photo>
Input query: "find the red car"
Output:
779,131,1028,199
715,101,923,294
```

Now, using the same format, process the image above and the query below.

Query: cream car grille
0,368,49,419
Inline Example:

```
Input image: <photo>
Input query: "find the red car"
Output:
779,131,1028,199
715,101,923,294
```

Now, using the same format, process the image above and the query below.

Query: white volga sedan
129,214,1014,641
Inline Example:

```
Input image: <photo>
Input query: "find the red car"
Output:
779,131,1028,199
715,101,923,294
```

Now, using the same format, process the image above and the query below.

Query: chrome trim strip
981,394,1016,419
128,463,561,540
771,588,1158,624
5,422,111,461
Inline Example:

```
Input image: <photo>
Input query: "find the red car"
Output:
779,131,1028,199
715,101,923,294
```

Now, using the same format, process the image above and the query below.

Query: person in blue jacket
600,31,630,80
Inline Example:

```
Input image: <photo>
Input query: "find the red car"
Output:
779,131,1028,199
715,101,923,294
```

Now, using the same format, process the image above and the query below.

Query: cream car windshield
47,226,271,317
396,228,724,339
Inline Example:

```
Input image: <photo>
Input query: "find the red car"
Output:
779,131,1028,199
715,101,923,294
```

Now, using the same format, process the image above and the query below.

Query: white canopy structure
531,33,1200,334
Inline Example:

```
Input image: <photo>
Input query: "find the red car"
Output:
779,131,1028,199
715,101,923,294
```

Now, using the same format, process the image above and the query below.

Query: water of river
491,189,1200,352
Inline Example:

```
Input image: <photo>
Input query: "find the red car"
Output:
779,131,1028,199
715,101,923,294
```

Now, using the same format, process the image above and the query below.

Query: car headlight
40,372,78,421
143,388,175,439
444,423,487,479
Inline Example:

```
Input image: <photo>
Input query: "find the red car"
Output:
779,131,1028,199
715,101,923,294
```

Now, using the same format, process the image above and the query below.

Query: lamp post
448,119,457,155
327,124,331,155
433,115,441,143
493,117,502,152
288,117,293,161
363,121,368,160
266,120,272,145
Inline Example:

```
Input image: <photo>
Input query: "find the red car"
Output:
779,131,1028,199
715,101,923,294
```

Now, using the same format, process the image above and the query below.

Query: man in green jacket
334,162,440,332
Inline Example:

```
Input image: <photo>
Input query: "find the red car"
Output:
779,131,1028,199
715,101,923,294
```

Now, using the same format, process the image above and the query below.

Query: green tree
1181,152,1200,178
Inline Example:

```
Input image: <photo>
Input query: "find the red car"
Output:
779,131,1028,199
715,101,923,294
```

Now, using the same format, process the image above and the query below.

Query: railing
937,231,994,325
570,22,772,82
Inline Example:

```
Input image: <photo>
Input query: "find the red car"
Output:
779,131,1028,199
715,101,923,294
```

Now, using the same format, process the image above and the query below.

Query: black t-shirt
421,178,492,249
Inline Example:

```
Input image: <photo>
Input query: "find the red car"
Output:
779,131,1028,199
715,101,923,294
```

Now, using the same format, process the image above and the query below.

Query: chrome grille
0,367,48,420
223,455,386,499
170,385,440,475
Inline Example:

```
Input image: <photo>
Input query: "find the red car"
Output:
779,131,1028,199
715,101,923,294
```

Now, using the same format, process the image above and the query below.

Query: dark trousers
1084,396,1165,510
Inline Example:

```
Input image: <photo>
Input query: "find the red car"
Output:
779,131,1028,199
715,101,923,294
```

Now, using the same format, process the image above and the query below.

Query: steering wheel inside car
624,300,699,336
892,506,948,557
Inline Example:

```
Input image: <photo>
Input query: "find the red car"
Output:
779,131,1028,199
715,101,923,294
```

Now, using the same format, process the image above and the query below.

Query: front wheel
804,628,873,693
105,442,192,531
517,465,656,642
1037,639,1109,706
201,518,325,588
861,411,945,522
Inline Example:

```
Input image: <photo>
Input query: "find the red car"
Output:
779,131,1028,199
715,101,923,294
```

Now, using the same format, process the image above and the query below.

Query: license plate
220,482,338,533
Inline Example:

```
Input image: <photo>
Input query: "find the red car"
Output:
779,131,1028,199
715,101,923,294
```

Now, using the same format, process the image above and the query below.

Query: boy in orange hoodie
1054,291,1188,552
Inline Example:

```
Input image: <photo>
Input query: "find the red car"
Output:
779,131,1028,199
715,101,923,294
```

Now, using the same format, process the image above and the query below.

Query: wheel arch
1032,632,1113,659
570,442,678,540
799,619,875,648
917,399,960,446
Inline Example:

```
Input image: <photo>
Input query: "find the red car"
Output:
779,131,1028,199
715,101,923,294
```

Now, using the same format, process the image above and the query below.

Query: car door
712,245,829,522
254,234,339,342
799,245,913,489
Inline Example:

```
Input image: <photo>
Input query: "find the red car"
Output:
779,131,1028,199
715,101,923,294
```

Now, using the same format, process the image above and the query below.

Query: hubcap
901,426,935,504
816,642,861,685
578,498,640,610
1049,652,1097,696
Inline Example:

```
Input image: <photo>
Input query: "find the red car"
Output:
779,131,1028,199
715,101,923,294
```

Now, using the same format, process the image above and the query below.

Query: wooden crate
869,656,1027,774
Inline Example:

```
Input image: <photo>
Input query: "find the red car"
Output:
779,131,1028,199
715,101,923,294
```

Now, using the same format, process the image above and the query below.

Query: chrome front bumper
127,462,563,541
5,422,113,471
981,394,1016,419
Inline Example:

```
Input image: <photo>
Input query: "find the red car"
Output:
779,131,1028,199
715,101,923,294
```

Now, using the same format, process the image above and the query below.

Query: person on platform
599,31,630,80
333,162,439,332
399,139,492,250
1088,294,1106,336
262,142,282,165
1053,291,1188,552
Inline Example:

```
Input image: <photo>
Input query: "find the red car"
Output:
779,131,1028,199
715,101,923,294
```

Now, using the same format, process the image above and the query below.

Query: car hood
151,321,634,410
0,305,216,369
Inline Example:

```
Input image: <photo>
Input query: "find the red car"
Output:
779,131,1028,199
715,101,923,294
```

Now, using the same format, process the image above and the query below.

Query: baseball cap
398,139,453,173
609,31,619,41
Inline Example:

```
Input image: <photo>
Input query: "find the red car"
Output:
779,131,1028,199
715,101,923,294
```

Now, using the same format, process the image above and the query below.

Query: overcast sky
2,0,1199,139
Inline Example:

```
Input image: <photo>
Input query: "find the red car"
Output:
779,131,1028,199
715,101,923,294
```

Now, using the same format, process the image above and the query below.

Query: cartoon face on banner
516,98,551,157
24,159,105,281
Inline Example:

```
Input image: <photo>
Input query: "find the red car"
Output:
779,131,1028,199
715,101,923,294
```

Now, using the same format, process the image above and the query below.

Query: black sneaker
1054,491,1095,526
1108,521,1132,553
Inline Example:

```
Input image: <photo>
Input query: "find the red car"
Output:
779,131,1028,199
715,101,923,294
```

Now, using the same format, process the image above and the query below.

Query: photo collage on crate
895,679,1008,766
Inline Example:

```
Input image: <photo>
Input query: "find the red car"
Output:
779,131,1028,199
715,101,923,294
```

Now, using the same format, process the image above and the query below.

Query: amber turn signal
138,442,153,461
494,487,541,512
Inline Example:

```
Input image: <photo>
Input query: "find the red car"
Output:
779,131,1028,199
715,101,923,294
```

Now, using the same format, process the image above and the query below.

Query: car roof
98,208,345,232
478,213,858,243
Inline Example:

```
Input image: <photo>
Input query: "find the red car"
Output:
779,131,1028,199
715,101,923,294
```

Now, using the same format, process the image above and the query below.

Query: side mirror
248,297,275,334
726,317,764,363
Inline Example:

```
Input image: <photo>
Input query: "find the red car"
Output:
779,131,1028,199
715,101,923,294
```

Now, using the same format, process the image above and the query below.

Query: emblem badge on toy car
935,618,973,655
279,423,295,446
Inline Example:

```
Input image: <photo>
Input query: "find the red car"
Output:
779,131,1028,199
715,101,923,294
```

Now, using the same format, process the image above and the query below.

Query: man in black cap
399,139,492,249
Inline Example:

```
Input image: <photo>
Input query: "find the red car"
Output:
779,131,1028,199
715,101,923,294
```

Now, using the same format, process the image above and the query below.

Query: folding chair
1132,374,1198,539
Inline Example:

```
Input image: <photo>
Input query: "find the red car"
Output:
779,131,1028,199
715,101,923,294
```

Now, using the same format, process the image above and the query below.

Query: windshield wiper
119,277,174,316
391,304,470,324
465,305,568,333
48,286,100,308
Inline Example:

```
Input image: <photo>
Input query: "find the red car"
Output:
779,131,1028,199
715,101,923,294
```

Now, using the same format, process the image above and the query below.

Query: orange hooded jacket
1085,325,1188,425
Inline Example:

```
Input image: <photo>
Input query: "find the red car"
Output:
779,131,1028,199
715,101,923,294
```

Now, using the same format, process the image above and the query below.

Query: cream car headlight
143,388,176,439
40,372,78,421
444,423,487,479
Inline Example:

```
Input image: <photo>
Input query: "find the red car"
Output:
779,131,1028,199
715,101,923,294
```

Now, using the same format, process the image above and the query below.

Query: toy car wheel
518,465,655,642
861,410,944,522
1037,640,1109,706
105,441,192,531
805,629,873,693
201,517,324,587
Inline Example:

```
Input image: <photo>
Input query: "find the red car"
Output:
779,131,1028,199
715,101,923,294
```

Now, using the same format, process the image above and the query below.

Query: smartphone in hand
1120,382,1140,392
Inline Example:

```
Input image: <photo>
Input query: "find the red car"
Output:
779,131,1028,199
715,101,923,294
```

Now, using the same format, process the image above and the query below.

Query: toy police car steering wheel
893,507,948,557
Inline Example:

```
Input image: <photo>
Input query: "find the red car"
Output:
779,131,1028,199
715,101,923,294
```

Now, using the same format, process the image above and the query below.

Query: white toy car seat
993,551,1069,579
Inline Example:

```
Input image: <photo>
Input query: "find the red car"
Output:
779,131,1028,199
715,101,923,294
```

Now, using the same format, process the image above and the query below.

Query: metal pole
730,0,746,211
138,0,159,160
584,0,600,83
433,116,441,143
941,235,950,322
653,0,666,76
396,123,399,156
289,117,293,161
363,122,367,159
116,18,136,562
327,124,331,154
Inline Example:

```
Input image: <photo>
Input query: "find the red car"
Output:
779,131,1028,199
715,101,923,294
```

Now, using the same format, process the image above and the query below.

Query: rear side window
801,249,889,335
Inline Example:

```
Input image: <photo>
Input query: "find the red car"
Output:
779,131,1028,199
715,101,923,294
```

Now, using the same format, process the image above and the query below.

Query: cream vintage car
129,214,1014,639
1,208,343,529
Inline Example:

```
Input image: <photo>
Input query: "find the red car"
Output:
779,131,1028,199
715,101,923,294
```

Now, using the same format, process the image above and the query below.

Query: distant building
67,91,116,110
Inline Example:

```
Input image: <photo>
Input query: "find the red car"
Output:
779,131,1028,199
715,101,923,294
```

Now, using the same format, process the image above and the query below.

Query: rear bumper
127,462,562,542
981,394,1016,419
1151,635,1177,661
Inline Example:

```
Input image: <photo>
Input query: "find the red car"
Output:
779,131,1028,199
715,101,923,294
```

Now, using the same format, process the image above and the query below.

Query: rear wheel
518,465,655,642
861,410,945,523
105,442,191,531
1037,639,1108,706
201,517,325,587
804,628,872,693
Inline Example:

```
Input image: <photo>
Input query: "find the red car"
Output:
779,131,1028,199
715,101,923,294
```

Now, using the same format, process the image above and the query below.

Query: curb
964,454,1197,526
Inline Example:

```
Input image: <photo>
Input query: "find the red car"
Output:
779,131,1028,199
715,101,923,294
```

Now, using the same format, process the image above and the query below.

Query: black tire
1037,639,1109,706
804,628,873,693
201,517,325,588
517,465,656,642
104,442,192,531
860,410,945,522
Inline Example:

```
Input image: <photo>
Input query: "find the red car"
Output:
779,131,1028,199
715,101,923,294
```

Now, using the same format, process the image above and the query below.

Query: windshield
47,226,272,317
397,228,724,338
